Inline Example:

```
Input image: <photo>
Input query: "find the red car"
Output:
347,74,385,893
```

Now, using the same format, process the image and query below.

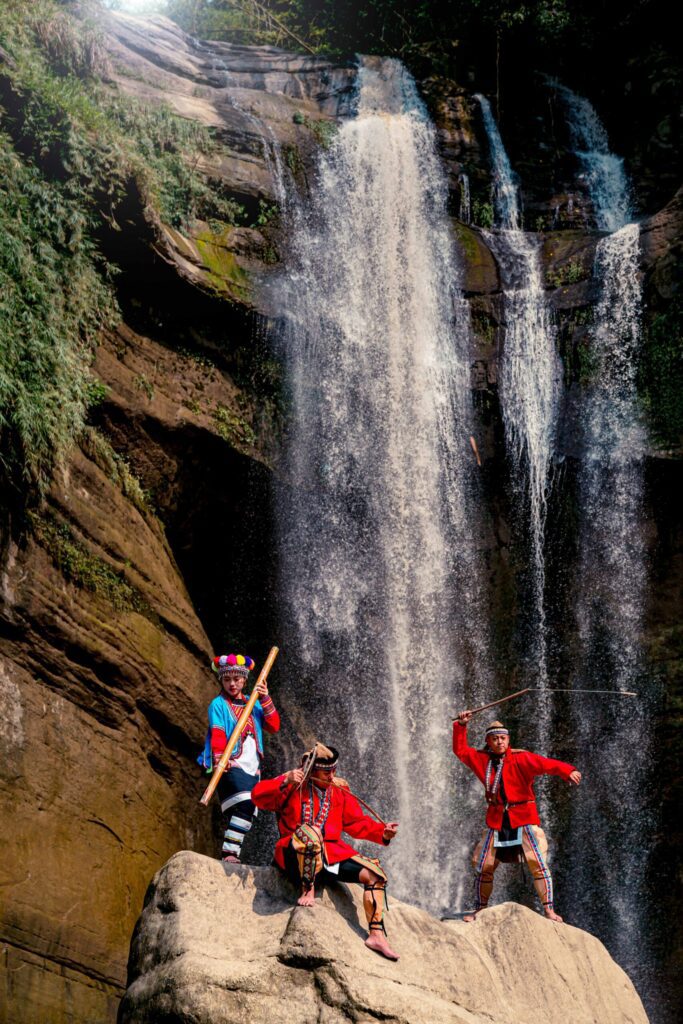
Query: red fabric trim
210,727,228,757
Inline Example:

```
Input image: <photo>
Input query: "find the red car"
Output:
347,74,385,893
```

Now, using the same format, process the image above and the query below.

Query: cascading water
475,95,560,725
459,172,471,224
558,86,652,998
277,57,490,911
554,84,632,232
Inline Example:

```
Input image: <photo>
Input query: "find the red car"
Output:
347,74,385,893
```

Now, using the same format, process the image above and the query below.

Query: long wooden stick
200,646,279,806
451,686,638,723
451,688,531,722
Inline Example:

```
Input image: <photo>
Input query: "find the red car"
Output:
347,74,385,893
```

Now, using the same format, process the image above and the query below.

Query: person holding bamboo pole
453,710,581,923
252,743,400,961
197,653,280,862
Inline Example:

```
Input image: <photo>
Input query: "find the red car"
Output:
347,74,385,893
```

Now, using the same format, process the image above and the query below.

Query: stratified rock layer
120,851,648,1024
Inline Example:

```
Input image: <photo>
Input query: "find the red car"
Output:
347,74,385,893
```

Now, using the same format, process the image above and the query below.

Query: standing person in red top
453,710,582,922
252,744,400,961
198,654,280,863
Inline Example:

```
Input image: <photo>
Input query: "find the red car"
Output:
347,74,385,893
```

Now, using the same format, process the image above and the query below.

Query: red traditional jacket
251,776,387,868
452,722,576,829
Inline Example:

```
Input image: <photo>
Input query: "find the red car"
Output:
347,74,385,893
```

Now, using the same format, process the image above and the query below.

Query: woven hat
485,720,509,738
212,653,255,679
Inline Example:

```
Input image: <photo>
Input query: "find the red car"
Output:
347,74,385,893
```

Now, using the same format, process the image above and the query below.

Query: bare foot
544,907,563,922
222,855,240,864
463,912,479,923
296,888,316,907
365,932,400,961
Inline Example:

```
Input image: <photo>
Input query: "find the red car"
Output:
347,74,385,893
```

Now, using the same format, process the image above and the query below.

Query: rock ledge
120,850,648,1024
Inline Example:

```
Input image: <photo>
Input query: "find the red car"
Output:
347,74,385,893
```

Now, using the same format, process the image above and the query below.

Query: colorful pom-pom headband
212,653,255,678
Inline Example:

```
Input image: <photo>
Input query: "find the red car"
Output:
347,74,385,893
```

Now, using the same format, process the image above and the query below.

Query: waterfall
558,86,652,994
277,57,489,911
554,84,632,232
475,95,560,703
459,172,471,224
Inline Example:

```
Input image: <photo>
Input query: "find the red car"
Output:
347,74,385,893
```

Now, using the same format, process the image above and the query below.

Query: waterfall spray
475,95,560,703
278,58,489,911
558,84,651,995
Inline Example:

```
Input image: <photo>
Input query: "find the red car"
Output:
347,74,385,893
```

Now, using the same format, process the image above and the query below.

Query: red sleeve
210,728,227,758
452,722,480,771
259,696,281,734
251,775,291,811
520,752,576,781
340,790,386,845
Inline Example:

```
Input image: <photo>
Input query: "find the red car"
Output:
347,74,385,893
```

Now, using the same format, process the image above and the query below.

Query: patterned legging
216,766,259,860
471,824,554,911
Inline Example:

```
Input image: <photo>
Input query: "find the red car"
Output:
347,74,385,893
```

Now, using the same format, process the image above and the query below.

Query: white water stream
558,85,650,983
475,96,560,731
278,58,489,910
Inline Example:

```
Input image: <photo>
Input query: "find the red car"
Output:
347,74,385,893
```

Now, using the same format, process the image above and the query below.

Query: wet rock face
120,851,648,1024
0,441,218,1022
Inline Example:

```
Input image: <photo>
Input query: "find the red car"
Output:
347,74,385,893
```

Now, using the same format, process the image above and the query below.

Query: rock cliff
119,851,648,1024
0,8,679,1024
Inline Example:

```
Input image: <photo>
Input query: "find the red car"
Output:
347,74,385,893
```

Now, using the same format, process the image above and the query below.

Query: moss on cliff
195,226,251,301
0,0,249,505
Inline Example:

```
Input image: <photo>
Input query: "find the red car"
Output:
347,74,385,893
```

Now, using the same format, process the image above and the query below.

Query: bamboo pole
200,646,279,806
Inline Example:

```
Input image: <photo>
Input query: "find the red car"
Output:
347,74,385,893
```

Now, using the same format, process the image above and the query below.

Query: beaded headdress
212,653,255,679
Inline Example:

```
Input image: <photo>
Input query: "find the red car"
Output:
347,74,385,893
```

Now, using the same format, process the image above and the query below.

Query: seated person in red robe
252,744,400,960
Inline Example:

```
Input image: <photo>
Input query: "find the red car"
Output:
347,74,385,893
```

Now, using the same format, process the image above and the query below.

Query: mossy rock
452,222,499,294
194,226,251,302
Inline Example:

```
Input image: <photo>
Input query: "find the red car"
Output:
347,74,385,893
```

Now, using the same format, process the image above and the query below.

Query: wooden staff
200,646,279,807
451,687,531,722
451,686,638,723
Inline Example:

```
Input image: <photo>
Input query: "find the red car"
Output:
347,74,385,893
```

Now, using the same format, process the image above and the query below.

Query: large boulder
119,851,648,1024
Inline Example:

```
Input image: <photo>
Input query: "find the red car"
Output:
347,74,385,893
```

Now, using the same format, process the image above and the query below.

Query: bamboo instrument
200,646,279,806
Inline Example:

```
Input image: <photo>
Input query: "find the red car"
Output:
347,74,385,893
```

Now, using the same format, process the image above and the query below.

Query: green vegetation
81,426,155,514
212,402,257,446
134,373,155,400
163,1,574,62
639,297,683,449
292,111,338,148
0,126,118,496
29,510,150,613
471,198,494,229
547,259,585,288
0,0,247,501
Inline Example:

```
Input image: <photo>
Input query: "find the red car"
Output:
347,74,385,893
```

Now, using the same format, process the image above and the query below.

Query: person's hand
568,770,582,786
283,768,304,786
457,710,472,725
256,680,269,697
382,821,399,842
215,757,237,772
